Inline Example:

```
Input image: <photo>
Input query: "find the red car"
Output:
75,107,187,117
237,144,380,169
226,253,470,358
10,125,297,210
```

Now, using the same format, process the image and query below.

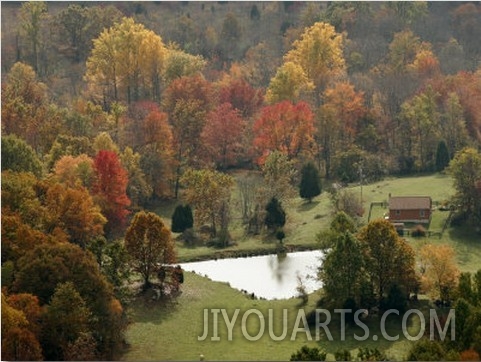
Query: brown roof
389,196,431,210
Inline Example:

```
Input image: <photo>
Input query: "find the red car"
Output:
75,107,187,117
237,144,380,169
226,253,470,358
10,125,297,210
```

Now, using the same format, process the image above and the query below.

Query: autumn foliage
202,102,246,169
93,150,130,234
253,100,315,164
3,4,481,361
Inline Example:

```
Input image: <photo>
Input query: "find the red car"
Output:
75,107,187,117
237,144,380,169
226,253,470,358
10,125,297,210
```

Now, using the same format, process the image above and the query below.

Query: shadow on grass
130,290,181,325
312,299,433,360
448,224,481,244
297,200,321,212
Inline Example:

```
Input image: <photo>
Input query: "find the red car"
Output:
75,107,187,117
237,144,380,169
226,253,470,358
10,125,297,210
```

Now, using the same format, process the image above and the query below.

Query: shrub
334,349,352,361
290,345,326,361
381,284,408,313
412,224,427,237
357,347,386,361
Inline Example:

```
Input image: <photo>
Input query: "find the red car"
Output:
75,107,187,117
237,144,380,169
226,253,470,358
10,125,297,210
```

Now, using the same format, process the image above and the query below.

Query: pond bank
177,242,320,263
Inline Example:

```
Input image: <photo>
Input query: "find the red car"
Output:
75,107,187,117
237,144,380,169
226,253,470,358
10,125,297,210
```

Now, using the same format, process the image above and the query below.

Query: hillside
2,2,481,361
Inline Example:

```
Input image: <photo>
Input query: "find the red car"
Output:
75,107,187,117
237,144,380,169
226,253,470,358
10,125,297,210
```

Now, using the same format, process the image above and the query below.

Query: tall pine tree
299,162,321,202
265,197,286,231
435,140,450,172
171,205,194,233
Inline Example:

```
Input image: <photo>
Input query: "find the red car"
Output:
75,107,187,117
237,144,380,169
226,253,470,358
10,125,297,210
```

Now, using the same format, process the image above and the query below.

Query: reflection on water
180,250,324,300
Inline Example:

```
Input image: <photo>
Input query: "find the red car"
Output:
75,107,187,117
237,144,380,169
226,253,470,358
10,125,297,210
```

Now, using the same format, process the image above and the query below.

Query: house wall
389,208,431,223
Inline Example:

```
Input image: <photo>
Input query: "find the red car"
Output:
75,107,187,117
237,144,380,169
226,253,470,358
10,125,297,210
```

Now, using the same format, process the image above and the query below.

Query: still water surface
181,250,324,300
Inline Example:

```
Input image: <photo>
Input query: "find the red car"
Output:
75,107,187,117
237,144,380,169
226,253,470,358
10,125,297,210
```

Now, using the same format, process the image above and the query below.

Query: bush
381,284,408,312
412,224,427,237
330,189,364,218
290,345,326,361
450,211,468,227
334,349,352,361
357,347,386,361
275,229,285,242
407,339,446,361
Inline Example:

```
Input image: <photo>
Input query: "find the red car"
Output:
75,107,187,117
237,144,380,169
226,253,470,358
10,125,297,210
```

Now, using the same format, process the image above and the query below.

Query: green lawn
124,173,481,360
123,273,427,361
151,173,480,272
353,173,480,273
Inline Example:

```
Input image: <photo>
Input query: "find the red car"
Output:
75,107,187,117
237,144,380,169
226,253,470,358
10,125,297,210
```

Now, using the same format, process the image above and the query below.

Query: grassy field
123,272,430,361
150,172,480,272
124,173,481,360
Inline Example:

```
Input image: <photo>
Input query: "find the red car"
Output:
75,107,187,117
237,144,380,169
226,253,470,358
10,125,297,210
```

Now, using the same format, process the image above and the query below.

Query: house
388,196,432,224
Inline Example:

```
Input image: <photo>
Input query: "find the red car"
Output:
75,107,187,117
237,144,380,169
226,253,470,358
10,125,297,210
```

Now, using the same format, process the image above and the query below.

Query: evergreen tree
171,205,194,233
299,162,322,202
435,140,450,172
265,197,286,231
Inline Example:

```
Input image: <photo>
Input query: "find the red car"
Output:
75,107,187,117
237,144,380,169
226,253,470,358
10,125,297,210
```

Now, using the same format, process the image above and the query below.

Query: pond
180,250,324,300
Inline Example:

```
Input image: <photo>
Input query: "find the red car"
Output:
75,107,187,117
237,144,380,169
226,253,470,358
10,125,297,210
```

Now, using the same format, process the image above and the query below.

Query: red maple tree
201,102,246,169
253,100,315,164
93,150,131,234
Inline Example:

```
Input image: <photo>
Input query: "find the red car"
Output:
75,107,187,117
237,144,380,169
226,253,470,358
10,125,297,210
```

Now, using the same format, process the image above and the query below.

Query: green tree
42,282,91,360
13,242,124,359
220,12,242,61
1,171,44,227
125,211,176,288
290,345,326,361
93,132,119,154
1,62,58,153
120,147,153,207
1,135,43,177
180,169,234,237
265,197,286,232
262,151,297,202
319,232,364,308
357,219,418,303
163,47,206,85
441,92,470,157
171,205,194,233
399,86,441,171
448,147,481,223
317,211,358,249
407,339,447,361
386,2,428,26
162,75,213,198
357,347,387,361
299,162,322,202
18,1,47,72
334,349,352,361
435,140,450,172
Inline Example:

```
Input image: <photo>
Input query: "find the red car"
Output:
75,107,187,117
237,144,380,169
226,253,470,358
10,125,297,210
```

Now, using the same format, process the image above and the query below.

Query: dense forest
2,1,481,360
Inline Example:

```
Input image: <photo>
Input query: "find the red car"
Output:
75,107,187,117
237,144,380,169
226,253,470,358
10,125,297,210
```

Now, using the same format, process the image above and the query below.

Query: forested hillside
2,2,481,360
